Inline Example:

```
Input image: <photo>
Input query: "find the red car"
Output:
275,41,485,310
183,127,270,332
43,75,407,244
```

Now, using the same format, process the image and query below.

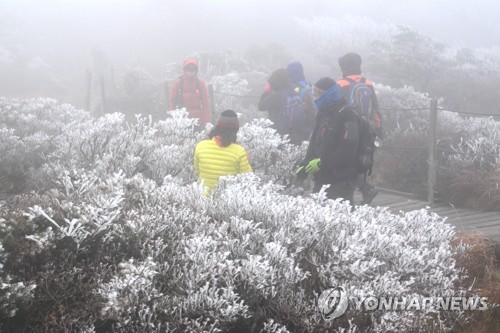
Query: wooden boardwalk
360,189,500,241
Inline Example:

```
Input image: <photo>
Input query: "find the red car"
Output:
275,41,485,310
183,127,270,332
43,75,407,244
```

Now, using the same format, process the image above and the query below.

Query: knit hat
268,68,290,90
286,61,306,83
314,77,336,93
338,52,362,76
216,110,239,130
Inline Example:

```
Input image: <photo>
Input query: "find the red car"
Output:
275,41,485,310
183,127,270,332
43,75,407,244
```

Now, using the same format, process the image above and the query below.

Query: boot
360,183,379,205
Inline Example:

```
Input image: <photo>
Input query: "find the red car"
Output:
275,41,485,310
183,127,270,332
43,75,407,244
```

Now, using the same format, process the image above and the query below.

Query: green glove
295,165,305,175
305,158,321,175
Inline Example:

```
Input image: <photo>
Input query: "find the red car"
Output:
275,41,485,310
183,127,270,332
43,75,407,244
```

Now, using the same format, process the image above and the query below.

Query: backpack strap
173,76,184,109
195,78,203,109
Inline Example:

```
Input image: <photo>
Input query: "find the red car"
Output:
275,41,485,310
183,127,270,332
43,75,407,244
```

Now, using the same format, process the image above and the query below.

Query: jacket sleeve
238,148,252,174
321,118,359,172
369,84,383,137
299,119,320,173
199,80,212,125
258,91,280,112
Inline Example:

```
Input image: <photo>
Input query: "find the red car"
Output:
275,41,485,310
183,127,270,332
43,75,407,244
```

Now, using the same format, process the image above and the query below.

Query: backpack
318,105,376,176
173,76,201,109
285,82,314,135
345,77,373,120
356,114,378,176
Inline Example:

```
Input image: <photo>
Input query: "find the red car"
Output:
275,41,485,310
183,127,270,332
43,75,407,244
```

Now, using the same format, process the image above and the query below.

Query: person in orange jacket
337,52,381,205
169,57,212,126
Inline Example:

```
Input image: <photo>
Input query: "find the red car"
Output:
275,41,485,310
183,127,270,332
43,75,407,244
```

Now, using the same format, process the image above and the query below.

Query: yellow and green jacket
194,138,252,193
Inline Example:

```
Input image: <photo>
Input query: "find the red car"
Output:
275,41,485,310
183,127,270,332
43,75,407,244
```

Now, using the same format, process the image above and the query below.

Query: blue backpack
285,82,314,135
345,77,372,120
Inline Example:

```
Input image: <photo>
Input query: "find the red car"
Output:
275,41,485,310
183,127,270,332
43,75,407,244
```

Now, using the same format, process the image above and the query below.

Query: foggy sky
2,0,500,61
1,0,500,102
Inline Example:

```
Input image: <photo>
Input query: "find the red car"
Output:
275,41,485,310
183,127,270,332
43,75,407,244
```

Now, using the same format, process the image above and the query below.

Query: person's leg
326,181,355,209
360,181,378,205
357,174,379,205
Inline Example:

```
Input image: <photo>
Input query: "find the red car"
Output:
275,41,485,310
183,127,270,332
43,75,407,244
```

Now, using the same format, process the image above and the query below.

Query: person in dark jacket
337,52,381,204
286,61,317,144
258,68,291,137
296,77,360,206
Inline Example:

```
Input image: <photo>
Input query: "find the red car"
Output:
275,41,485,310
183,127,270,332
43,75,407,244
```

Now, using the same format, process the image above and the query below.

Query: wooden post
100,75,106,115
85,69,92,111
110,66,117,93
208,83,215,123
427,99,438,203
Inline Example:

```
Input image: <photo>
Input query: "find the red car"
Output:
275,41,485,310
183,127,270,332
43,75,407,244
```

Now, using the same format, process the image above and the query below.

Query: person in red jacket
169,57,211,126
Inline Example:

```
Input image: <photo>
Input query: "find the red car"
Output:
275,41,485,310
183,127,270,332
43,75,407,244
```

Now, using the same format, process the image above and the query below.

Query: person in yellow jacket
194,109,252,194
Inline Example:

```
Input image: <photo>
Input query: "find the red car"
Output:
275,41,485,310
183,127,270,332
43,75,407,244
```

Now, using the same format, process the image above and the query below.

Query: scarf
314,84,343,113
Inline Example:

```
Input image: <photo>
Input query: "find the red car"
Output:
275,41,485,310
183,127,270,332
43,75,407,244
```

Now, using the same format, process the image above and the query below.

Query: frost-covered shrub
375,84,431,140
370,85,431,194
0,128,25,177
211,72,262,125
370,84,500,203
0,167,470,332
238,119,307,194
98,257,163,330
438,112,500,172
0,275,36,318
0,98,91,191
0,96,491,329
294,16,397,67
0,243,36,318
211,72,249,110
1,98,306,194
107,67,165,121
434,112,500,209
0,97,90,139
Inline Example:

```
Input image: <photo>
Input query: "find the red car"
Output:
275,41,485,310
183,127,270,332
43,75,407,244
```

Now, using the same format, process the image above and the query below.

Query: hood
183,57,199,69
286,61,306,83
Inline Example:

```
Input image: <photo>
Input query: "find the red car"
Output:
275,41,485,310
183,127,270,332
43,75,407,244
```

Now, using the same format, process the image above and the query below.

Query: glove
295,165,307,179
265,83,272,93
305,158,321,175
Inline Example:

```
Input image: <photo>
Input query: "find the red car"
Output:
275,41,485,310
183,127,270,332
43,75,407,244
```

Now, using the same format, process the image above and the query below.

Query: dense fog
1,0,500,106
1,2,500,332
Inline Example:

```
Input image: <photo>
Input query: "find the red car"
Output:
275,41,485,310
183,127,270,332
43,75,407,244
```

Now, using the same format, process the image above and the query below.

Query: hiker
337,52,381,204
169,57,211,127
194,110,252,194
296,77,361,207
258,68,291,137
286,61,317,144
